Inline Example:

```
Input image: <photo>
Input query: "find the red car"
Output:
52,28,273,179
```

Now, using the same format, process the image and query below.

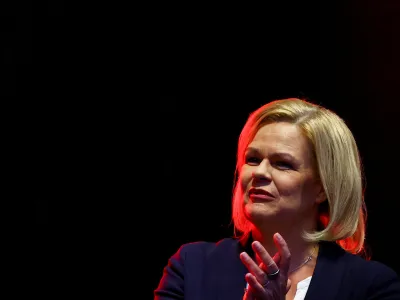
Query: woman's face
240,122,325,229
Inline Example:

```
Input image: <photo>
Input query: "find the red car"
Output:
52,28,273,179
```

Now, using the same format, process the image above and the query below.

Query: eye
274,161,293,170
245,156,261,165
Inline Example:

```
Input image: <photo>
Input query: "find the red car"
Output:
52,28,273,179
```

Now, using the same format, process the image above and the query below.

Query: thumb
243,290,255,300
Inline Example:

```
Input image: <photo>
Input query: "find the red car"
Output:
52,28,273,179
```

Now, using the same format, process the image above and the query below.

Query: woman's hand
240,233,291,300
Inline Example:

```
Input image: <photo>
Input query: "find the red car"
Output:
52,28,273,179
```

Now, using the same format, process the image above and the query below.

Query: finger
240,252,268,285
245,273,268,298
257,251,280,267
251,241,279,274
273,233,291,274
272,252,281,265
257,253,280,275
286,278,292,293
243,281,255,300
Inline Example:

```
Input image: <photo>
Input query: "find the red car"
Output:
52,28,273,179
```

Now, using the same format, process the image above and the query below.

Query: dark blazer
154,237,400,300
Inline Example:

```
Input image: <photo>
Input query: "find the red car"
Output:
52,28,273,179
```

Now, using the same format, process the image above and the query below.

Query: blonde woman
155,98,400,300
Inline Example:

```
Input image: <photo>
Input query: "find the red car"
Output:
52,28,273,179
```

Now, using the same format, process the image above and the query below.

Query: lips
248,188,274,198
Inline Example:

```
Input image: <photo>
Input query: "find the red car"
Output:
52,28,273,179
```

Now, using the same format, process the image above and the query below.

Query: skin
239,122,326,299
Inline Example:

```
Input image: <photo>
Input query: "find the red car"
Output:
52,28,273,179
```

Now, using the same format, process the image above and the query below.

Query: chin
244,202,275,225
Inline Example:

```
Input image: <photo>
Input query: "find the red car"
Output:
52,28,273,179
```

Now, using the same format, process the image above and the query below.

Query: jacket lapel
305,241,347,300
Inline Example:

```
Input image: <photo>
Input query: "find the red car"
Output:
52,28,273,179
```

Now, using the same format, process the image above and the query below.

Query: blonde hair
232,98,367,255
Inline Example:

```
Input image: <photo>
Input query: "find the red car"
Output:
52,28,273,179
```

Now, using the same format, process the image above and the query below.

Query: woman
154,98,400,300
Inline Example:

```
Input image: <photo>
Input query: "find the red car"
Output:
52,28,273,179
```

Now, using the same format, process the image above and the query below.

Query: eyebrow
245,147,298,162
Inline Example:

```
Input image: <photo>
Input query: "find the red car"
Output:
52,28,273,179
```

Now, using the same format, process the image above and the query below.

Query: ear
315,182,327,204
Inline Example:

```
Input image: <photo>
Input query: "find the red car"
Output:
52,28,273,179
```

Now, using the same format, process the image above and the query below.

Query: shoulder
329,243,398,279
320,242,397,275
340,249,398,279
312,242,400,298
176,237,239,258
161,237,240,279
355,258,400,298
355,257,398,275
355,257,399,283
154,238,243,298
335,247,400,297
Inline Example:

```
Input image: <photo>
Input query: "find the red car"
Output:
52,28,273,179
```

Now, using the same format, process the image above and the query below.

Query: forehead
248,122,311,154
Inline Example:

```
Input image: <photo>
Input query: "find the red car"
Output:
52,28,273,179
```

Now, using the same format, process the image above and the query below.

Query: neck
250,226,318,274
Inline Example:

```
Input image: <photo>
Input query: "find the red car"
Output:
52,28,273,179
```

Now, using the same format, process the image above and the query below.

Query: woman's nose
252,161,272,181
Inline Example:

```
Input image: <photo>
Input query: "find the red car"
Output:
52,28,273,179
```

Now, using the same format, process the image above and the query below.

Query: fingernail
254,241,262,250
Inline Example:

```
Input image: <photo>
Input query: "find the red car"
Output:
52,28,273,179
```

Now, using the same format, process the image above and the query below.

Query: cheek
239,167,252,191
278,175,318,208
274,173,305,196
301,180,322,203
